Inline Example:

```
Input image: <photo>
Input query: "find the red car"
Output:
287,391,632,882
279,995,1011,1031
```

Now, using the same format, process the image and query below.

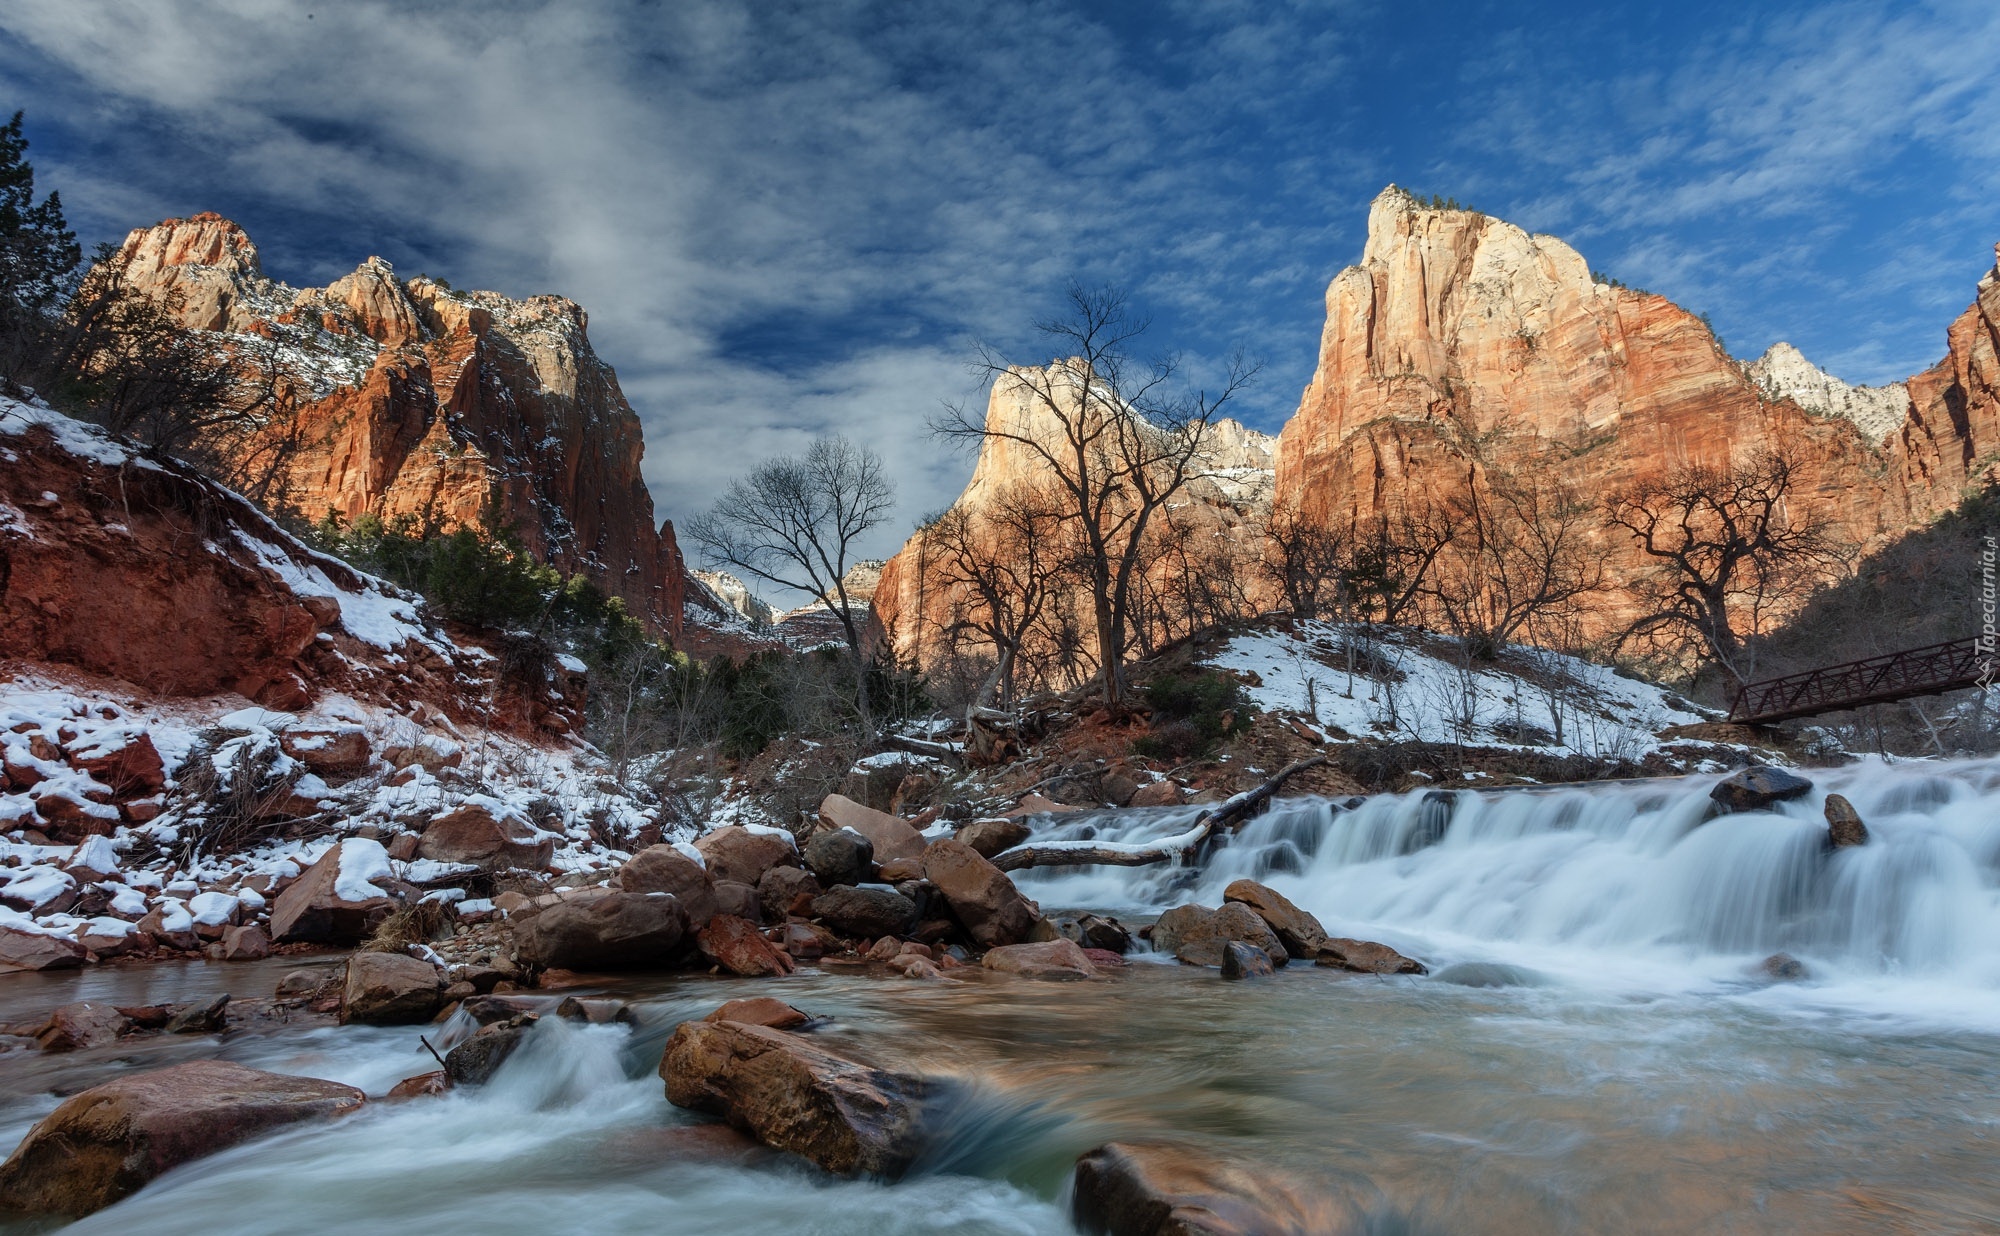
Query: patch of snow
334,838,394,902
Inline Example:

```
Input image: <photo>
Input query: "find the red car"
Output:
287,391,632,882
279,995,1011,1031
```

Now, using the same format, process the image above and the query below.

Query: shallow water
3,758,1998,1233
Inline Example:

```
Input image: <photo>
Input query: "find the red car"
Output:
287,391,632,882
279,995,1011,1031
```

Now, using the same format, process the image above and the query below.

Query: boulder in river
1824,794,1868,848
696,913,796,977
1317,938,1428,976
1759,952,1809,982
1151,903,1287,969
661,1018,937,1177
1071,1140,1347,1236
982,939,1100,980
340,952,444,1025
444,1017,536,1085
694,825,799,887
1709,765,1813,814
1057,913,1133,954
0,1060,364,1218
1220,940,1275,980
1223,879,1328,959
617,845,719,926
757,866,822,921
811,885,917,940
703,997,810,1029
511,891,688,971
804,828,876,888
953,817,1031,859
33,1002,130,1052
921,838,1038,948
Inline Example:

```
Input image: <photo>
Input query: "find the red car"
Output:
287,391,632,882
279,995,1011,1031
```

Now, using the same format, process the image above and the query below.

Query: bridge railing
1728,639,1986,725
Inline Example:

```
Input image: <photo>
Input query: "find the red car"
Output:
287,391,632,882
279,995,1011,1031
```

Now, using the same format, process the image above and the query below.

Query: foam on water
1014,756,2000,1030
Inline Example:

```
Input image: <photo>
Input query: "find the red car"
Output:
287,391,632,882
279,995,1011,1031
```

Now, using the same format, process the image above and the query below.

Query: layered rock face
1746,342,1907,446
1899,243,2000,518
1272,186,1939,634
107,214,687,641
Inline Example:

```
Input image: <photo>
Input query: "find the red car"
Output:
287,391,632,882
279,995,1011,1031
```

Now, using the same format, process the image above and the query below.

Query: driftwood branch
878,733,966,766
992,754,1327,872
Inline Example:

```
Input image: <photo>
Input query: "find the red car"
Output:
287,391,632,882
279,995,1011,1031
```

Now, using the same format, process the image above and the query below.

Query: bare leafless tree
686,435,895,728
1260,507,1356,620
1607,446,1849,684
916,481,1069,711
934,284,1256,708
1427,467,1605,657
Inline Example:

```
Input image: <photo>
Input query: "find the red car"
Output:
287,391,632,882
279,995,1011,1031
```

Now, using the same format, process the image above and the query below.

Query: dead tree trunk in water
992,755,1327,872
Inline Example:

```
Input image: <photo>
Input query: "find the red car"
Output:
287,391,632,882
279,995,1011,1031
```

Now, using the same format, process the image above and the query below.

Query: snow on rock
1201,621,1709,759
333,838,395,902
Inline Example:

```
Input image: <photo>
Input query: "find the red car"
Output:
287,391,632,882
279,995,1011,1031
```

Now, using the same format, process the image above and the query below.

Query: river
3,757,1997,1233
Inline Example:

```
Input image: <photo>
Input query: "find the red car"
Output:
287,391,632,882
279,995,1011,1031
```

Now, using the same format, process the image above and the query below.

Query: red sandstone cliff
0,397,582,736
1899,243,2000,514
107,214,688,642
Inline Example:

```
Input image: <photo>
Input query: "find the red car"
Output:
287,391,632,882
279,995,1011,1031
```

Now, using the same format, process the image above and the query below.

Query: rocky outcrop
0,399,585,734
660,1016,937,1177
1272,187,1919,639
0,1060,364,1218
1899,243,2000,520
105,214,689,640
1747,342,1908,445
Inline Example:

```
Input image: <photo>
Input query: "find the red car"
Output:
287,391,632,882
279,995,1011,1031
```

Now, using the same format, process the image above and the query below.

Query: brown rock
876,856,924,883
217,924,271,961
417,802,554,871
660,1018,936,1177
921,839,1037,948
386,1071,450,1100
783,923,826,961
34,1002,131,1052
696,914,797,978
66,731,167,798
816,794,928,864
444,1018,535,1085
954,818,1031,859
0,925,88,972
1710,765,1813,814
982,939,1100,980
1151,903,1287,969
278,727,372,777
1071,1140,1342,1236
0,1060,364,1218
1223,879,1328,959
694,826,799,886
340,952,443,1025
702,997,810,1029
163,994,230,1035
803,827,876,887
1220,940,1274,980
510,890,688,971
1317,938,1427,975
1825,793,1869,848
267,840,406,944
618,844,720,926
712,879,761,923
811,886,918,940
1129,780,1185,808
755,866,821,922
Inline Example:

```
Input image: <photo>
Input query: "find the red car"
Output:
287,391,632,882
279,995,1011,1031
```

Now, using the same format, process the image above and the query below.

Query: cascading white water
1013,757,2000,1025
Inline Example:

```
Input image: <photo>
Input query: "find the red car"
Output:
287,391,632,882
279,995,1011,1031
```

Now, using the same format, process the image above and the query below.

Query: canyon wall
108,214,688,641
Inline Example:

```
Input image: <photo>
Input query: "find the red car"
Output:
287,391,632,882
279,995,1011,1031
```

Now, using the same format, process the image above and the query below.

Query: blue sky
3,0,1996,564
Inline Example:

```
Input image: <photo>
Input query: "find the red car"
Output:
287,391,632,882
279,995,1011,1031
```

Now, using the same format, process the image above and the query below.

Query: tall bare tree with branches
934,284,1256,708
687,435,894,729
1607,446,1848,684
916,481,1070,711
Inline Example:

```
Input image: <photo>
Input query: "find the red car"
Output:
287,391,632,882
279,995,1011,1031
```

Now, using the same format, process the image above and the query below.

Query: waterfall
1012,758,2000,1008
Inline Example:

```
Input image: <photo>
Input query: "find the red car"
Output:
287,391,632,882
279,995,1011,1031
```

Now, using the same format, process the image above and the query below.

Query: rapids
2,757,1997,1233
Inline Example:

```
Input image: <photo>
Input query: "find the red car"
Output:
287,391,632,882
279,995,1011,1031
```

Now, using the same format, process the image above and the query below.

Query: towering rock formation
1898,242,2000,517
105,214,688,641
1746,343,1907,446
1271,186,1932,635
871,362,1276,671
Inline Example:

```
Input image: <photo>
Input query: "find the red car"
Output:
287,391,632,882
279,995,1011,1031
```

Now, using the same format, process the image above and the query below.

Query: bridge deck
1729,639,1988,725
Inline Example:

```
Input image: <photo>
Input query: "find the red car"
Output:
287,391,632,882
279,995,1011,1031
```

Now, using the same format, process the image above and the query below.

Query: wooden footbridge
1728,638,1989,725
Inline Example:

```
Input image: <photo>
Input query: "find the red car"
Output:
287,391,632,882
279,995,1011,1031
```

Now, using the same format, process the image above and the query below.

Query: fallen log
991,755,1327,873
